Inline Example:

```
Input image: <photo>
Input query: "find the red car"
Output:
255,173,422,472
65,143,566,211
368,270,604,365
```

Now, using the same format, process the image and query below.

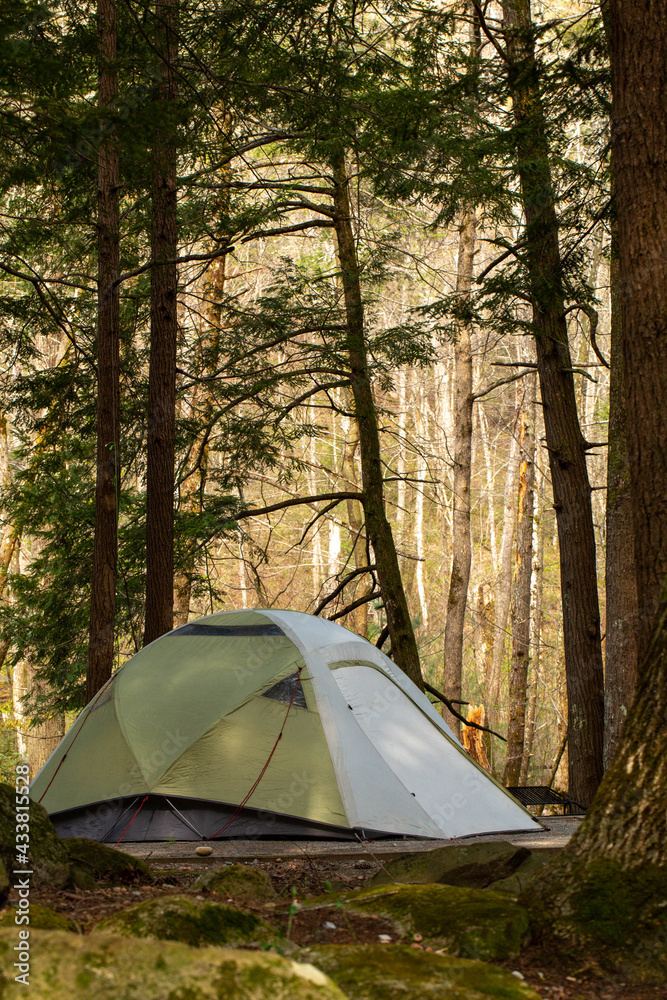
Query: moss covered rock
489,849,561,896
0,902,76,931
0,929,347,999
299,944,540,999
338,884,530,961
92,893,277,948
370,841,532,890
193,863,277,899
0,783,70,889
64,837,152,883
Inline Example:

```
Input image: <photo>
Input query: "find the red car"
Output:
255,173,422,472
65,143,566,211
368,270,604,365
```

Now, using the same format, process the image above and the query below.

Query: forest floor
13,843,664,1000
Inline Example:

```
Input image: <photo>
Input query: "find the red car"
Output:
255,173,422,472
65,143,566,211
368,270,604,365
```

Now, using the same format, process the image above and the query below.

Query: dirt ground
6,855,666,1000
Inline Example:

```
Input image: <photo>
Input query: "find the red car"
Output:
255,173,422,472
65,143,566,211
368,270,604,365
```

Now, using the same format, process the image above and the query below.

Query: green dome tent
31,609,542,842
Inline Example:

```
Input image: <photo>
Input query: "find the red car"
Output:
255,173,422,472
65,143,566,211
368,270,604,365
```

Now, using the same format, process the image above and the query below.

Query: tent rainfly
31,609,543,842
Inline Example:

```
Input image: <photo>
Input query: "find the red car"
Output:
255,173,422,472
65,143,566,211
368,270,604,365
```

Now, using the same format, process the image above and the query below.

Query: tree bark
488,401,521,722
520,451,544,785
500,0,604,806
503,380,536,785
87,0,120,701
144,0,178,645
331,150,423,690
600,4,639,771
341,420,370,638
523,3,667,975
442,206,476,736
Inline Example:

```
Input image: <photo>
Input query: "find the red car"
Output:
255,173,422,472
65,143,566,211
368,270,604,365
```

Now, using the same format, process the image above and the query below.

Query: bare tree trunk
599,6,639,771
442,206,477,736
144,0,178,645
414,454,428,631
478,406,499,577
306,407,324,599
488,404,521,719
331,150,423,690
520,453,544,785
501,0,604,806
504,379,536,784
87,0,120,701
341,422,370,637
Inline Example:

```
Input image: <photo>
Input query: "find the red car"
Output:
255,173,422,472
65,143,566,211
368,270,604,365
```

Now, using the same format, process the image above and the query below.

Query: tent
31,609,542,842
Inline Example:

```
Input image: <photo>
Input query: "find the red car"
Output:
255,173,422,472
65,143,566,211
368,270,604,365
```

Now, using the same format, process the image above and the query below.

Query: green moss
570,858,667,947
0,902,76,931
92,893,278,948
64,838,152,883
70,865,98,890
299,944,540,999
335,884,530,961
487,850,561,896
192,863,277,900
0,783,71,889
521,856,667,984
0,929,347,999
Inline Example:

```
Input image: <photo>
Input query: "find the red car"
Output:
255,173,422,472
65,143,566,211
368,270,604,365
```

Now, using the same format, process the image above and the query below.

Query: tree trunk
341,419,370,638
520,452,544,785
503,380,536,785
478,406,499,577
488,403,521,720
331,150,423,690
600,5,639,771
442,206,476,736
501,0,604,806
524,4,667,973
87,0,120,701
144,0,178,645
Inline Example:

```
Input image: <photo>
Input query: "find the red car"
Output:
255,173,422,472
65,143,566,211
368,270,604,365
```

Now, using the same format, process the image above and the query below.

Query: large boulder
0,902,76,932
369,841,532,889
192,863,277,900
64,837,152,884
92,893,277,949
488,849,561,896
334,884,530,961
299,944,540,1000
0,929,347,999
0,783,70,889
